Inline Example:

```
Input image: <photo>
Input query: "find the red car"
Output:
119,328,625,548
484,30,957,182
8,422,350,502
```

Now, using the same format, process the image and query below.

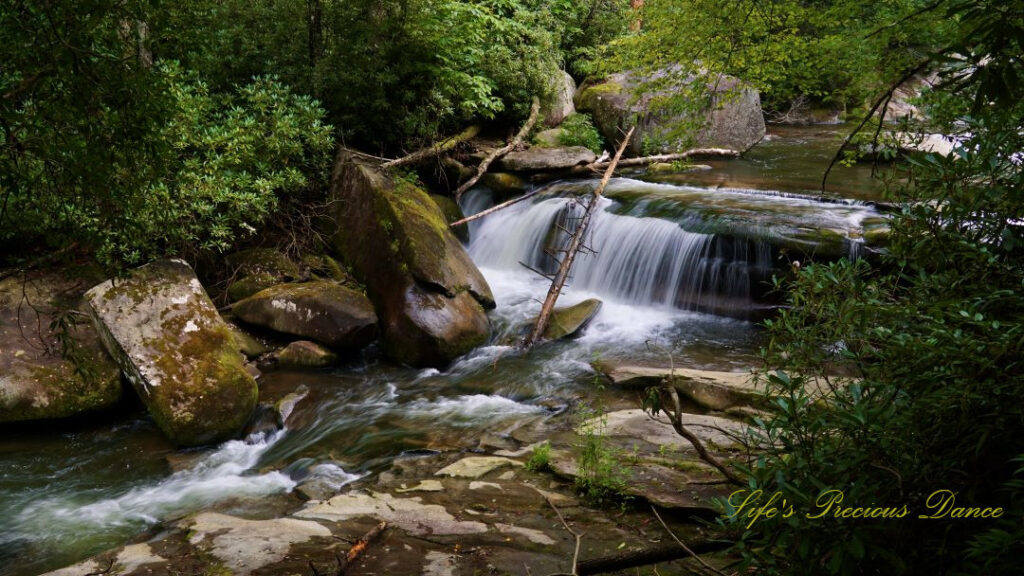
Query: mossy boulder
479,172,529,197
542,298,602,340
330,152,494,367
232,281,378,351
494,146,596,172
430,194,469,243
532,128,565,148
575,68,765,155
224,248,300,302
274,340,338,369
85,259,257,447
542,70,577,127
0,271,122,423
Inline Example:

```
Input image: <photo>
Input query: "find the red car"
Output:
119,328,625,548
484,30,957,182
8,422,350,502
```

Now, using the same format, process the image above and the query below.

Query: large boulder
494,146,596,172
575,68,765,155
85,259,257,446
543,70,577,127
232,281,378,351
330,152,494,367
0,271,122,423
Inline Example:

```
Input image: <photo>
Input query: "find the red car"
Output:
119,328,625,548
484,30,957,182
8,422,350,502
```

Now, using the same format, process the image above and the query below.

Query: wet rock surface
494,145,597,172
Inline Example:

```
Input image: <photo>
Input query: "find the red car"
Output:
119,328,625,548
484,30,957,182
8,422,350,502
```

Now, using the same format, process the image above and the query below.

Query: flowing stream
0,126,886,576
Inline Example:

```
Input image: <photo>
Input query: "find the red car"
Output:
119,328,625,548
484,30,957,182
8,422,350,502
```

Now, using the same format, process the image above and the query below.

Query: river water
0,126,885,576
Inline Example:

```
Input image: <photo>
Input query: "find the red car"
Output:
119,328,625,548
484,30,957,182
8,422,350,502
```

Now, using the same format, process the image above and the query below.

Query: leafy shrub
525,441,552,472
556,114,605,154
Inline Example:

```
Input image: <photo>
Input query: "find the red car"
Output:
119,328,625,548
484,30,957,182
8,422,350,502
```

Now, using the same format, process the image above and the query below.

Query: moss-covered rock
85,260,257,447
330,152,493,367
542,298,602,340
575,68,765,155
430,194,469,244
479,172,529,197
224,249,300,303
232,281,378,351
274,340,338,369
532,128,565,148
542,70,576,127
228,323,270,359
0,270,122,423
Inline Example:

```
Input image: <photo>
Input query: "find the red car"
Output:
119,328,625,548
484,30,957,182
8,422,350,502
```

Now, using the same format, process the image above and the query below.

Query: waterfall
467,190,776,318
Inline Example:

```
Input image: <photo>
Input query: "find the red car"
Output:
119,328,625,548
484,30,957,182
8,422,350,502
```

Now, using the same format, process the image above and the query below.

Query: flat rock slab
187,513,332,575
495,146,597,172
434,456,523,479
584,409,744,452
85,259,257,446
599,364,763,411
296,491,489,536
232,281,378,351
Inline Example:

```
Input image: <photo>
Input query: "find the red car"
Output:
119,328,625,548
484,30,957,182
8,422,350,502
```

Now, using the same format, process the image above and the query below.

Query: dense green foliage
1,0,629,266
713,2,1024,574
555,113,605,153
610,0,951,113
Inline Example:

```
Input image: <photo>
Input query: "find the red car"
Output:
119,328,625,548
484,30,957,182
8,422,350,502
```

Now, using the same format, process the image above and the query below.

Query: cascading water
469,189,774,317
467,178,877,318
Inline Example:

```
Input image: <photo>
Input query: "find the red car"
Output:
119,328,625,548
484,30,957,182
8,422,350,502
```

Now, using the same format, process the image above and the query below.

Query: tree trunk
522,126,634,349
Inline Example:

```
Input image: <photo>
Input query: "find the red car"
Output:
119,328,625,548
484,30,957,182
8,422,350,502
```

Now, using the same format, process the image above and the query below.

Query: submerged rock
330,152,494,367
542,298,602,340
479,172,529,196
576,68,765,155
494,146,596,172
0,271,122,423
232,281,378,351
85,259,257,447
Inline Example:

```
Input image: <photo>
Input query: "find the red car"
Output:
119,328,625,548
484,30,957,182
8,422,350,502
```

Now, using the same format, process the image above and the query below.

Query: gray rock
224,248,300,302
576,68,765,154
494,146,596,172
596,363,762,411
85,259,257,446
330,152,493,367
232,281,378,351
542,298,602,340
543,70,577,127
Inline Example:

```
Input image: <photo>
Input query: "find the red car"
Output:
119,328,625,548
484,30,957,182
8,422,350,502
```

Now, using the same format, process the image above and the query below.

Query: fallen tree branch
454,96,540,202
651,505,730,576
522,126,634,349
546,497,582,576
311,520,388,576
449,187,543,227
576,541,733,575
565,149,739,177
659,385,745,486
383,125,481,170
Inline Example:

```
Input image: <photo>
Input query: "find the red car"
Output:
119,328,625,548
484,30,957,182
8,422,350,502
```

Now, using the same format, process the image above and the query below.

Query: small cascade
468,190,778,318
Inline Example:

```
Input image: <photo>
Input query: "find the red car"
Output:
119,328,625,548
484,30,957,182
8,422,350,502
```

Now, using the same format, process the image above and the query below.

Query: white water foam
403,394,547,425
13,431,297,538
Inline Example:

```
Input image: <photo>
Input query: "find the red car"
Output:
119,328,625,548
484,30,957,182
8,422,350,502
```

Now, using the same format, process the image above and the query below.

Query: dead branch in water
522,126,634,350
448,187,543,227
454,96,540,202
309,520,388,576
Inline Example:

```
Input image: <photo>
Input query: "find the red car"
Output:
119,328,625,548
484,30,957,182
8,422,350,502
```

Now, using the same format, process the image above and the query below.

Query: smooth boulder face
85,259,257,446
575,69,766,155
331,153,494,367
494,146,596,172
0,272,122,423
543,298,602,340
274,340,339,369
543,70,577,127
232,281,378,351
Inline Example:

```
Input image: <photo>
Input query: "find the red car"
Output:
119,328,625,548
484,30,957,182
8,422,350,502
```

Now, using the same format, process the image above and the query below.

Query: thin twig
454,97,540,202
651,505,730,576
547,497,583,576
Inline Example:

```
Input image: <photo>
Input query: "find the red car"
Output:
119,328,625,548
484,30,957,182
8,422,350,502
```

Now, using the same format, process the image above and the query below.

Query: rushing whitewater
466,179,876,318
